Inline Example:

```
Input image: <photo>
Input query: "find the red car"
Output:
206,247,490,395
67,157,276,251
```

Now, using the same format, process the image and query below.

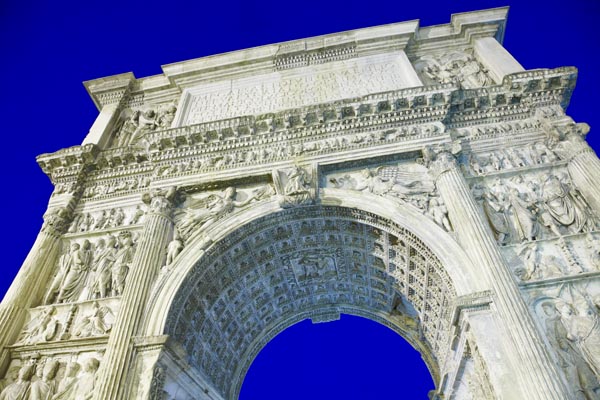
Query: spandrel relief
174,184,275,243
43,232,136,305
0,354,102,400
413,50,492,89
472,169,598,245
325,160,452,231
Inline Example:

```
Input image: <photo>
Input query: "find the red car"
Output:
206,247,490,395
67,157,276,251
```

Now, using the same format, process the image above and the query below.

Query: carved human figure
92,211,106,231
112,208,125,227
557,299,600,378
73,302,114,338
477,186,510,245
506,187,537,242
28,360,60,400
57,241,92,303
284,166,310,196
178,187,251,239
127,205,145,225
79,214,94,232
18,306,59,344
67,215,82,234
518,243,562,281
45,243,83,305
541,302,598,399
158,105,177,128
585,234,600,270
426,197,451,231
350,168,390,195
112,235,134,296
165,231,184,267
52,362,79,400
0,363,35,400
541,174,589,234
91,236,117,299
72,358,99,400
129,109,157,145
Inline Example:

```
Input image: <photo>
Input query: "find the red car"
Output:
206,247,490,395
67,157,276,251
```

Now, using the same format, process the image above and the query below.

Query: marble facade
1,7,599,400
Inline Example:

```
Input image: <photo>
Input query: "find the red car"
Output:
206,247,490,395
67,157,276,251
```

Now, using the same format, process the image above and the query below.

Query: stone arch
142,190,486,399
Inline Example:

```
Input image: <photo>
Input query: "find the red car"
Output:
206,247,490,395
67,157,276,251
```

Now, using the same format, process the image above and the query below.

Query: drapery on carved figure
541,302,599,399
90,236,117,299
506,187,538,242
586,234,600,270
541,173,592,234
52,362,79,400
56,240,92,303
28,359,59,400
73,302,114,338
71,358,99,400
473,183,510,245
45,243,87,305
556,298,600,380
111,234,134,296
18,306,59,345
177,186,271,240
0,363,35,400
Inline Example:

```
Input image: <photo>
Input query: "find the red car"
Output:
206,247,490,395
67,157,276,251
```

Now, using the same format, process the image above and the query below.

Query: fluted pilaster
429,148,571,400
557,130,600,213
93,187,177,400
0,208,69,373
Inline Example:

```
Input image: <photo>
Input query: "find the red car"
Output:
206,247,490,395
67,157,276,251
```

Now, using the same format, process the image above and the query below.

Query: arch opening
239,314,435,399
161,205,458,399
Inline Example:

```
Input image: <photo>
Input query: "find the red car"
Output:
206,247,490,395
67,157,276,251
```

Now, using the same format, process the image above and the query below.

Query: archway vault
144,190,485,399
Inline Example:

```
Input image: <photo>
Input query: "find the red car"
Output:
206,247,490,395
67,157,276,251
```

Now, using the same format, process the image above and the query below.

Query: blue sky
0,1,598,398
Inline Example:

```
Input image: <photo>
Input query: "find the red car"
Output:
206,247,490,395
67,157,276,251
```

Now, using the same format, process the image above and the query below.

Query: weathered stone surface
2,7,600,400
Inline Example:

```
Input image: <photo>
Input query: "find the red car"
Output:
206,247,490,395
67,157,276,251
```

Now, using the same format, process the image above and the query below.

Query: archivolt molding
140,188,486,398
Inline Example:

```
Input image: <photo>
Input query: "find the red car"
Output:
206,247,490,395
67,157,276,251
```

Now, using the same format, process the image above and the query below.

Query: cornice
44,67,577,201
82,8,510,109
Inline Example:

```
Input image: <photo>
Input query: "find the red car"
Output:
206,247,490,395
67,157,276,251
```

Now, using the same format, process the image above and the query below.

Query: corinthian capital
424,142,462,180
549,122,593,161
142,187,178,217
41,207,72,236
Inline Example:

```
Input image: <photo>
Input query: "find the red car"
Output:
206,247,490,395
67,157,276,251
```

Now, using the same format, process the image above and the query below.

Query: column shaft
0,213,66,374
568,148,600,213
93,190,175,400
434,157,570,399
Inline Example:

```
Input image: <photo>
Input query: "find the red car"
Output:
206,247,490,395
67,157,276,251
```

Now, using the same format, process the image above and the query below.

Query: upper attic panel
83,8,509,132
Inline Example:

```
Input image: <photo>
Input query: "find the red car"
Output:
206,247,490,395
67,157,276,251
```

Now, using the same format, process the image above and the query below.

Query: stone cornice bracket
423,141,462,181
83,72,137,111
142,187,180,219
501,67,578,108
36,143,99,183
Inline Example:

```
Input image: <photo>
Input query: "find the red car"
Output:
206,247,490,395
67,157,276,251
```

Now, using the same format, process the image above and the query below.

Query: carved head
224,187,236,199
70,243,81,251
42,359,60,380
84,358,100,372
64,361,80,377
17,363,36,381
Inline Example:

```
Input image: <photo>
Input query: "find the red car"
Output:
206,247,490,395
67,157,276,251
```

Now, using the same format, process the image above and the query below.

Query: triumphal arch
1,7,599,399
